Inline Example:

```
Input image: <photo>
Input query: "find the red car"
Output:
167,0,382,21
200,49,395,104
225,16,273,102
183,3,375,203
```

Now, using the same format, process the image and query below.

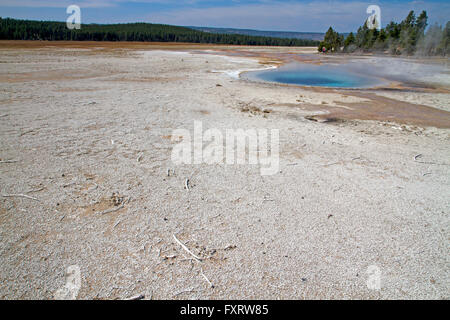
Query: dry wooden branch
125,294,145,300
324,162,341,167
413,154,449,166
62,182,76,188
200,268,214,288
174,288,196,297
173,234,202,262
0,160,18,164
416,161,449,166
99,198,129,215
211,245,237,251
100,203,124,215
19,129,35,137
2,194,39,201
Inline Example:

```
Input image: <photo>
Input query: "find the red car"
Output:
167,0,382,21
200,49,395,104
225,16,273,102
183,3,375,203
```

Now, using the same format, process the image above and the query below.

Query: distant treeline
0,18,319,47
319,11,449,56
190,26,326,41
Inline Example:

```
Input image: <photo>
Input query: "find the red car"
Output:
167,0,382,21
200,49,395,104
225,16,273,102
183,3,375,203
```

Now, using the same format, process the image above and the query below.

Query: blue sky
0,0,449,32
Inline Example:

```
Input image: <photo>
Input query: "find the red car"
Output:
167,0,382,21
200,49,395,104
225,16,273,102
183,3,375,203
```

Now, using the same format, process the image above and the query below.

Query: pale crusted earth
0,44,449,300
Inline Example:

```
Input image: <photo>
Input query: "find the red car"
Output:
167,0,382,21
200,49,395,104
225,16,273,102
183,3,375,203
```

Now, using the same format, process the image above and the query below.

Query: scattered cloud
0,0,448,32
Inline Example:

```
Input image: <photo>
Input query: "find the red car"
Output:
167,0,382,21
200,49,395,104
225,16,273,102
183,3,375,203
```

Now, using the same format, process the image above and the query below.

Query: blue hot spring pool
243,63,386,88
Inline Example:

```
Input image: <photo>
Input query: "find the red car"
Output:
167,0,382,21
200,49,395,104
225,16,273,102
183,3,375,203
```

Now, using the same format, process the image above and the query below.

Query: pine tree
439,21,450,56
318,27,342,52
344,32,355,47
416,11,428,37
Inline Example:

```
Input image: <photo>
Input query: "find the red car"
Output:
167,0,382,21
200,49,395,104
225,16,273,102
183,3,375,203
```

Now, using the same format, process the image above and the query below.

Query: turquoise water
244,63,385,88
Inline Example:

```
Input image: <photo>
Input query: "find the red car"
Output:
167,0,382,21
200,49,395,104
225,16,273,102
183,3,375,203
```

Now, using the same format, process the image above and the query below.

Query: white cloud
0,0,113,8
145,0,450,32
0,0,448,32
0,0,199,7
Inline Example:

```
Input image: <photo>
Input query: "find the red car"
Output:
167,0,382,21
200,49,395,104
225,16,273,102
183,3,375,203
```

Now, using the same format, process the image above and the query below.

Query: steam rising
342,57,450,87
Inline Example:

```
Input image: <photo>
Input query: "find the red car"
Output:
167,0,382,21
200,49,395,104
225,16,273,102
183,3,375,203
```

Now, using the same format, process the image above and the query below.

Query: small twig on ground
0,160,18,164
19,129,35,137
174,288,196,297
62,182,76,188
100,203,125,215
0,114,8,118
173,234,202,262
2,194,39,201
416,161,450,166
211,245,237,251
200,268,214,288
99,198,129,215
324,162,341,167
87,185,98,192
125,294,145,301
185,179,190,191
413,154,449,166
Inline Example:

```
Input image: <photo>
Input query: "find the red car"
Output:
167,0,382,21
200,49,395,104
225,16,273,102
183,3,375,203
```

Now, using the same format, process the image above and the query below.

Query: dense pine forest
319,11,449,56
0,18,319,47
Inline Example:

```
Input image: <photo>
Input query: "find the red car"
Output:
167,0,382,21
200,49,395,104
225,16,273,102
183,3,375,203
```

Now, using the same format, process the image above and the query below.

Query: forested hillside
0,18,319,47
189,26,325,41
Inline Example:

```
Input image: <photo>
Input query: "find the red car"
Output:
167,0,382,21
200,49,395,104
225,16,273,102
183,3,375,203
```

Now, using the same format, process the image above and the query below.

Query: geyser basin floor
243,63,387,88
0,42,449,300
